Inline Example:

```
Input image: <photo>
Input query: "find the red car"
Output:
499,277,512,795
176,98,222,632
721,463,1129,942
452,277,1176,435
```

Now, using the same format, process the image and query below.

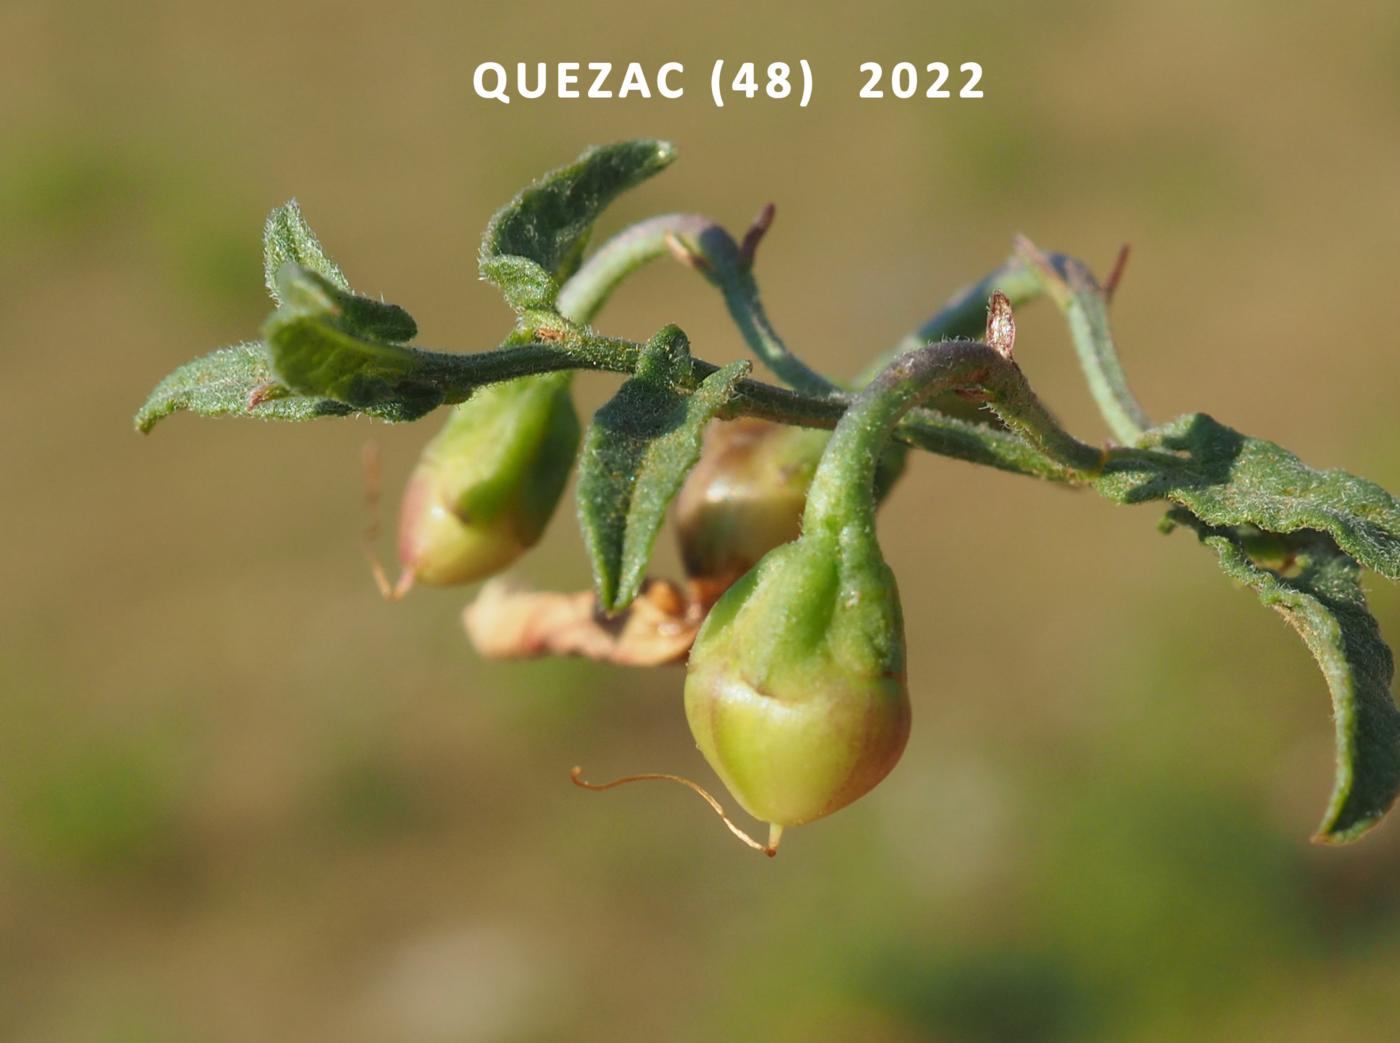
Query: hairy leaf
480,139,677,311
263,200,351,302
1169,510,1400,842
1098,413,1400,580
134,342,352,432
577,325,749,614
262,265,459,420
274,263,417,344
138,205,423,430
263,202,417,342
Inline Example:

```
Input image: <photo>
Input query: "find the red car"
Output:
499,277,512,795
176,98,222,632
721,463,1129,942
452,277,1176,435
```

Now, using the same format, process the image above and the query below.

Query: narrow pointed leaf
134,342,352,432
263,314,443,421
577,325,749,613
263,201,351,302
480,139,677,311
1098,413,1400,580
274,263,417,343
263,202,417,342
1169,510,1400,842
262,265,460,421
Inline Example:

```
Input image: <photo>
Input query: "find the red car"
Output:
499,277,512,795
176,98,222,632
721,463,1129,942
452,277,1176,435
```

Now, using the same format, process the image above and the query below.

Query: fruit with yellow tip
398,372,579,587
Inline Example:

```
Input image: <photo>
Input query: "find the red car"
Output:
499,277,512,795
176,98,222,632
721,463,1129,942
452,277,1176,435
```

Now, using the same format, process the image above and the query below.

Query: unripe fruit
675,419,907,606
398,372,580,587
674,419,825,603
683,522,910,845
680,331,959,850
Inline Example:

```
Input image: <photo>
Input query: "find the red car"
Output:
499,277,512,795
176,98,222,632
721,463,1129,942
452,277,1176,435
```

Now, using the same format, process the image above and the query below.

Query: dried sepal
985,289,1016,360
738,202,776,268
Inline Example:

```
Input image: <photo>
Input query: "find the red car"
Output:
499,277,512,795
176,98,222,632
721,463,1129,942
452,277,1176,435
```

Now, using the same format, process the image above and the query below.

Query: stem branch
805,340,1103,533
1014,238,1151,443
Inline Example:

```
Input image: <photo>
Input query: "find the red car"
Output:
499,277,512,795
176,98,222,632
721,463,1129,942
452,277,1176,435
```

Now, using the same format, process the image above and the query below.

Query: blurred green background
4,1,1400,1040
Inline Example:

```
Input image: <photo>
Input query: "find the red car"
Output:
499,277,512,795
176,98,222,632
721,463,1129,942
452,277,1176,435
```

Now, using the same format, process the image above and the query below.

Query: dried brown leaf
464,578,702,667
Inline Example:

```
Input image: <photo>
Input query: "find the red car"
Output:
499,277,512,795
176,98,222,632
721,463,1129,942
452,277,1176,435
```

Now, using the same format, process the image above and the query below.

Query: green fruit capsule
684,522,909,851
674,419,826,603
684,386,920,850
680,330,983,852
397,372,580,588
675,419,907,607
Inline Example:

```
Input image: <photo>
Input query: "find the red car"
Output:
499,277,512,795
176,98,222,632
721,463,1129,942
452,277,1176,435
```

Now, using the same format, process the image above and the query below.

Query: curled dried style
138,140,1400,854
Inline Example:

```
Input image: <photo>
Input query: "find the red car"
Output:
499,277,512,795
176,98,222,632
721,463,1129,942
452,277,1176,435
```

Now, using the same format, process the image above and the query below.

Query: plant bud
675,419,907,606
683,523,910,844
398,372,580,586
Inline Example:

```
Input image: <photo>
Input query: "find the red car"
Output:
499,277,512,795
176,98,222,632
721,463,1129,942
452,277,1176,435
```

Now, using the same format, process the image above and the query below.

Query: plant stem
711,258,840,397
556,214,717,323
553,219,1094,481
1014,240,1151,444
804,340,1105,535
334,320,1090,484
854,257,1046,386
1058,279,1150,443
556,212,838,397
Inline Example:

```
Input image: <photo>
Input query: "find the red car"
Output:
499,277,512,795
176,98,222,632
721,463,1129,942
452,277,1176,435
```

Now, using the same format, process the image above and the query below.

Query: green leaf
275,263,417,344
577,325,750,613
478,255,559,314
1168,510,1400,842
263,202,417,342
262,265,454,421
134,342,352,433
263,200,351,302
479,139,677,312
1098,413,1400,580
138,204,425,431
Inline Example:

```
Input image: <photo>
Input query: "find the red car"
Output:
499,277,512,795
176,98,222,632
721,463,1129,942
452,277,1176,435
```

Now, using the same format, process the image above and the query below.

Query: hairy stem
806,339,1104,534
1015,239,1150,444
556,214,718,323
855,257,1046,385
556,212,839,399
556,217,1096,484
